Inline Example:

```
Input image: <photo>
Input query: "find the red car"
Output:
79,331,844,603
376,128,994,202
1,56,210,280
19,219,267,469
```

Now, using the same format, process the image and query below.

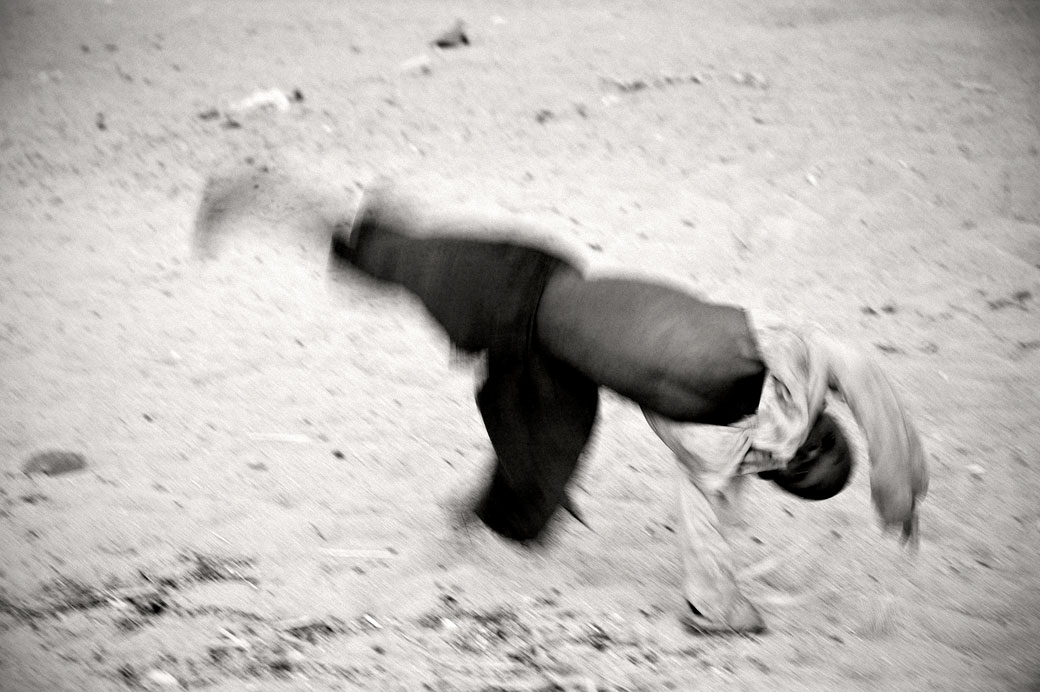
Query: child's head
759,411,853,501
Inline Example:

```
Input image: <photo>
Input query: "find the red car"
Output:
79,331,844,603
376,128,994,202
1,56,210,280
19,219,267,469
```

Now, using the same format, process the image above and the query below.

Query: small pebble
143,669,180,688
22,450,87,476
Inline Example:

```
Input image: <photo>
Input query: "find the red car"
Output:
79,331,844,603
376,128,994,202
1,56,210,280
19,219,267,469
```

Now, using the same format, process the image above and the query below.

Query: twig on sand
208,531,233,546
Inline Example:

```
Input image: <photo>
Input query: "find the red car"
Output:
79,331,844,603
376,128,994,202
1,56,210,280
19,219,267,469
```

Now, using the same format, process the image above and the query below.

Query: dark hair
758,412,853,501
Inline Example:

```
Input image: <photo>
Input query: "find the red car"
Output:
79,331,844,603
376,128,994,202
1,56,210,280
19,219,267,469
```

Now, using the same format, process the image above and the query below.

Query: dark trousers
332,221,598,541
331,212,762,541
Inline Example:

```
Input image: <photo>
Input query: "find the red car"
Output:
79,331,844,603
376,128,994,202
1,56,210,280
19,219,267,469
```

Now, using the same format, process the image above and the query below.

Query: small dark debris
197,108,220,121
987,290,1032,311
125,590,168,616
80,44,90,53
22,450,87,476
267,657,294,676
1017,340,1040,352
137,570,179,591
585,623,612,651
247,461,268,471
574,103,588,118
605,74,702,94
587,242,603,252
116,665,139,685
290,88,304,103
880,303,898,314
861,306,879,316
95,112,107,131
114,615,146,632
282,619,340,644
222,117,242,130
615,79,648,93
19,493,48,504
332,450,345,459
42,577,107,612
874,343,905,354
432,20,469,48
534,109,555,124
143,413,154,422
104,43,118,53
184,552,255,584
207,645,233,664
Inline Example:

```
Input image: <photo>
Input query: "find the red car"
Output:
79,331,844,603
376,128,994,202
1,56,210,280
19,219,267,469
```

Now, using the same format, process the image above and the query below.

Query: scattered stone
966,463,985,479
432,20,469,48
986,290,1032,311
534,109,555,124
276,615,346,643
143,669,180,689
22,450,88,476
227,88,292,117
602,73,702,95
731,71,769,89
400,53,433,75
612,78,648,93
183,552,256,584
116,587,168,617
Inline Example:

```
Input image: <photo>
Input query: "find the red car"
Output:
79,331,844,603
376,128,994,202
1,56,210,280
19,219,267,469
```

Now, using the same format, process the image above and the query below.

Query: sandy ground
2,0,1039,690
